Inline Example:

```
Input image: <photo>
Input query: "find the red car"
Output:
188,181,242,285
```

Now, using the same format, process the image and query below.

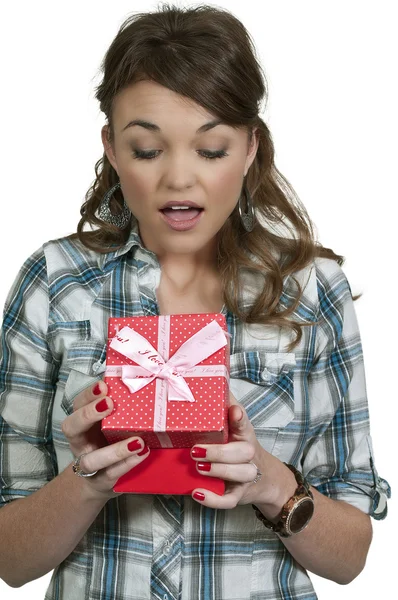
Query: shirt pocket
61,340,107,416
229,351,296,455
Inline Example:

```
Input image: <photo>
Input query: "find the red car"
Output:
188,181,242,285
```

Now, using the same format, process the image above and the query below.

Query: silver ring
249,461,262,484
72,453,98,478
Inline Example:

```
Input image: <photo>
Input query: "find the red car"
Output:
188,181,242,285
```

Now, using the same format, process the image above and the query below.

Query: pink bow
107,318,228,432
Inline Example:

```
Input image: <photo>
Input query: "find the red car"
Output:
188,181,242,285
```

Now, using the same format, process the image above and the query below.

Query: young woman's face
102,80,259,259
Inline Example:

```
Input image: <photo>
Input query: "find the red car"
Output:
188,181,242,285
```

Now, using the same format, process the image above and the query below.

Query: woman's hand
61,380,150,502
190,392,296,511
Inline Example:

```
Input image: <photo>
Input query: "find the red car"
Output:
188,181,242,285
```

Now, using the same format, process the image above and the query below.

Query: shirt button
164,541,171,554
163,595,168,600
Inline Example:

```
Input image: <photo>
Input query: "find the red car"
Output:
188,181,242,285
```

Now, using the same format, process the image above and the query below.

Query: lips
159,204,204,230
159,200,204,223
159,200,202,210
161,207,202,222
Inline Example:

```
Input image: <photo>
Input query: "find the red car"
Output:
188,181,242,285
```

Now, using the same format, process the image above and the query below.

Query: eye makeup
131,149,229,161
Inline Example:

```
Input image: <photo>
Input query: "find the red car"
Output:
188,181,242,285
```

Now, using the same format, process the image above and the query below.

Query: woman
0,4,391,599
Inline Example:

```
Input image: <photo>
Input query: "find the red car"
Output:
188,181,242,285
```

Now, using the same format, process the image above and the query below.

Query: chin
139,217,220,256
162,230,217,255
167,236,212,253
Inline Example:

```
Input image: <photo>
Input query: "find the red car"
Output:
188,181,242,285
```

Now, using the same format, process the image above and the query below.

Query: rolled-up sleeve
0,247,58,507
301,258,391,520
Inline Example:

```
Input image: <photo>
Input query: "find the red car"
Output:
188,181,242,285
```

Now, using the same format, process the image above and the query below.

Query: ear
244,127,259,177
101,125,119,175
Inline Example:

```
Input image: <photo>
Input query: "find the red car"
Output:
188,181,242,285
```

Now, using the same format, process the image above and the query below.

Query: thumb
228,402,249,436
228,391,251,435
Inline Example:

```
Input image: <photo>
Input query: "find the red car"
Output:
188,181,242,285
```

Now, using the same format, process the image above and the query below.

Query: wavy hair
68,2,361,352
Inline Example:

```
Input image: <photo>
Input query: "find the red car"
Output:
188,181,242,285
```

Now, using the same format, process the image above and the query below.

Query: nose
162,150,196,190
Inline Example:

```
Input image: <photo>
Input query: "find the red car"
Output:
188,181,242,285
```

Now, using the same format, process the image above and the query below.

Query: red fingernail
193,491,205,501
191,447,207,458
128,440,142,452
137,444,149,456
197,462,211,472
93,383,102,395
95,399,108,412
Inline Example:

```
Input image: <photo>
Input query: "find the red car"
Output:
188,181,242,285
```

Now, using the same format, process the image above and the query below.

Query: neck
159,254,219,293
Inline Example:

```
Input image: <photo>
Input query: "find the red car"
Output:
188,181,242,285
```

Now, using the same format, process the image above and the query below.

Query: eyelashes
131,149,228,161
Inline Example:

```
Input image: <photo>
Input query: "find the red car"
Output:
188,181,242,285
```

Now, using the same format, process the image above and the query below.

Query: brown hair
68,3,361,352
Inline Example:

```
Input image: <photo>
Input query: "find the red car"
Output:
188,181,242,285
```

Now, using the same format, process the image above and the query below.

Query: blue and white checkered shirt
0,224,391,599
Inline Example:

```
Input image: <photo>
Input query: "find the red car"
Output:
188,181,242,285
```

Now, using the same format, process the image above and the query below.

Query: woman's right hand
61,379,150,501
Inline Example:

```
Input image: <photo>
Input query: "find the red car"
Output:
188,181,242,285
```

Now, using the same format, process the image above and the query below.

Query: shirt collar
98,223,286,311
99,219,158,270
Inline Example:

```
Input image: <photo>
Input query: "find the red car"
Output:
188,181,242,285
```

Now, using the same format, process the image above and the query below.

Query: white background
0,0,396,598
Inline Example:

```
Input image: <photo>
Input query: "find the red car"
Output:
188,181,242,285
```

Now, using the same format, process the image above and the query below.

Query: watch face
290,498,315,533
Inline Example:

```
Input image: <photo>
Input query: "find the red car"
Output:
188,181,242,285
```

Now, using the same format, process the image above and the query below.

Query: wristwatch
252,463,314,538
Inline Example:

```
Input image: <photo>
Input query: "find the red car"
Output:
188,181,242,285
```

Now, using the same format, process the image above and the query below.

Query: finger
195,461,258,483
229,391,239,406
105,445,151,481
191,441,255,464
229,404,244,424
192,485,242,509
73,380,108,412
62,394,114,440
79,436,149,475
228,403,255,440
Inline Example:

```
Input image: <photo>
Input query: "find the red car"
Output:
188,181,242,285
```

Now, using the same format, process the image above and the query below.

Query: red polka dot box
101,313,230,449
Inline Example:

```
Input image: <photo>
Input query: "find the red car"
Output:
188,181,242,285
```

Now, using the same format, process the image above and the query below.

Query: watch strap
252,463,314,538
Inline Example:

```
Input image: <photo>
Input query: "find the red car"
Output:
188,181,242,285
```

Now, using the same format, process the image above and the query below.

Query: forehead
112,80,239,137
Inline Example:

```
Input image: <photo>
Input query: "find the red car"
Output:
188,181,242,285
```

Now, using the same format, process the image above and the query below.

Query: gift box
101,313,230,449
113,447,225,496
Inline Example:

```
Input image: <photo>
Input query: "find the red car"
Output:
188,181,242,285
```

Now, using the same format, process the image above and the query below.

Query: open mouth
160,206,204,222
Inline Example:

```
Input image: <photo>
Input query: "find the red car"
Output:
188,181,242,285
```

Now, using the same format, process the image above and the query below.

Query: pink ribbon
106,318,229,441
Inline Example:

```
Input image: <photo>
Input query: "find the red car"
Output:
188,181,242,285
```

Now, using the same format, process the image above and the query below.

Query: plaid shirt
0,224,391,600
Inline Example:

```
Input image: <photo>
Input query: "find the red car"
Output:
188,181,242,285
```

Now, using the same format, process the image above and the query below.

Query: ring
72,453,98,478
249,461,262,484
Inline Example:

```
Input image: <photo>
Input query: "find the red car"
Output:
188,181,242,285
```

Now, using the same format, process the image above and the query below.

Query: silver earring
98,181,131,229
238,185,255,232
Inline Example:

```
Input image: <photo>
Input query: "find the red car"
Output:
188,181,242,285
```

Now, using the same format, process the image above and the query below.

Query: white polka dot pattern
101,313,230,448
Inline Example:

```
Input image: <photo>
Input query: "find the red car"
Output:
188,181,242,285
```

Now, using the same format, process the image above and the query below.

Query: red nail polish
137,444,149,456
95,398,108,412
197,462,211,472
193,491,205,501
191,447,207,458
93,383,102,395
128,440,142,452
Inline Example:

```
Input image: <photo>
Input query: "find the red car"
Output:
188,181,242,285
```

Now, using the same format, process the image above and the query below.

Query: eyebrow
121,118,224,134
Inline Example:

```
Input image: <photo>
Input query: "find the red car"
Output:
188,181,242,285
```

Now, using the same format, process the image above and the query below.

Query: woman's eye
199,150,228,160
131,149,159,160
131,149,228,161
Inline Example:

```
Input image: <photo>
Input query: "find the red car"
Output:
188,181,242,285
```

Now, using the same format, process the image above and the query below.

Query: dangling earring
238,184,255,232
98,181,131,229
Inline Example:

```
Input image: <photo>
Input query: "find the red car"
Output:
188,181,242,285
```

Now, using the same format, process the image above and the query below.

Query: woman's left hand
190,392,292,509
